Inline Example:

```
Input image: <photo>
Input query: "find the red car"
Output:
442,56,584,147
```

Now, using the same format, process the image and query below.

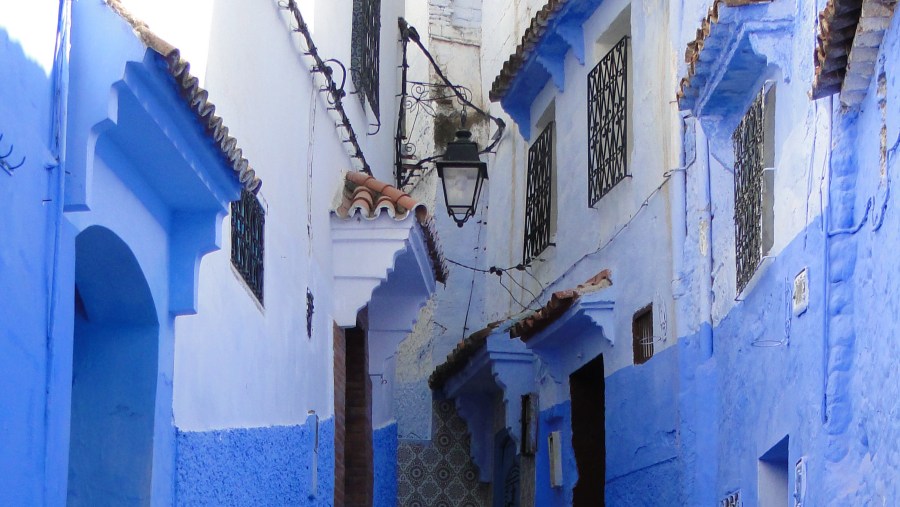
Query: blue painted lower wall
535,347,685,507
373,423,398,507
605,346,684,507
175,418,334,506
535,401,576,507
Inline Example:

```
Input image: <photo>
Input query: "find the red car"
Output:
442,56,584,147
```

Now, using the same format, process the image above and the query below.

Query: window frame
588,35,630,207
632,304,653,365
351,0,381,119
231,189,265,305
733,83,776,295
523,122,554,264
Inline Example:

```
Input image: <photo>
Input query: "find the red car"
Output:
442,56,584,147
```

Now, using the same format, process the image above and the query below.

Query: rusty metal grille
524,123,553,264
632,305,653,365
231,189,265,304
352,0,381,119
733,87,766,294
588,36,628,206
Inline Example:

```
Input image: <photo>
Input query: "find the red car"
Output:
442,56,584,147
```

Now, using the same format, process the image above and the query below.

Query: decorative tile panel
397,400,488,506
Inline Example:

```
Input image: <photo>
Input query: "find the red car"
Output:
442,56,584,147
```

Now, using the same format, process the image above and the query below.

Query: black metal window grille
351,0,381,119
524,123,554,264
733,86,768,294
632,305,653,365
587,36,628,207
231,189,265,304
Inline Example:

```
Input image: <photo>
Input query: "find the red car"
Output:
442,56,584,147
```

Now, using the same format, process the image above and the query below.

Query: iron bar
523,123,553,264
733,86,767,293
588,36,628,206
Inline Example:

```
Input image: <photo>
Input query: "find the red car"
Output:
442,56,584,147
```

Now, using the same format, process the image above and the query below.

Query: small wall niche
758,435,789,507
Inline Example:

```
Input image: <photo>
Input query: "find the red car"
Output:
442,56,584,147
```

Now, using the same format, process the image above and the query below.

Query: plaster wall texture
0,10,60,503
670,2,900,505
175,417,335,506
373,422,399,507
419,0,900,506
171,0,409,432
477,0,678,377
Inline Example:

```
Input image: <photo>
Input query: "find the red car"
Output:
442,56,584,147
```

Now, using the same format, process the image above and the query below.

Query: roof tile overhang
65,0,263,314
428,323,534,482
676,0,797,116
331,172,447,327
489,0,604,139
427,269,614,478
105,0,261,194
811,0,897,106
513,270,615,384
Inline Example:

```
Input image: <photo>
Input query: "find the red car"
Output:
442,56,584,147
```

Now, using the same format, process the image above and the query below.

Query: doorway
67,226,159,506
493,429,520,507
341,325,373,506
569,354,605,506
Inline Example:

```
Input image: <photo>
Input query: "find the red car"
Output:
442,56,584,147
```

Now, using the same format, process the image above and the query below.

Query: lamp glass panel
443,165,481,209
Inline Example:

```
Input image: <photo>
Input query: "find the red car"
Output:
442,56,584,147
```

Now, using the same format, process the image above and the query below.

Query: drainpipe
821,95,833,422
669,125,688,343
696,122,714,359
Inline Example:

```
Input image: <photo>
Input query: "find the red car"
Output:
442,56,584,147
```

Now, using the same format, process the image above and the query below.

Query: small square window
632,304,653,365
231,189,265,304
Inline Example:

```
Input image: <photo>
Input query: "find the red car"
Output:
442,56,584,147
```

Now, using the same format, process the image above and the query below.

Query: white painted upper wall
472,0,680,376
162,0,414,431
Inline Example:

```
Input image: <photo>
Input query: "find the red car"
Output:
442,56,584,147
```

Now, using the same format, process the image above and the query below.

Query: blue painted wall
175,417,335,506
373,423,398,507
535,402,576,507
0,14,60,505
605,346,684,506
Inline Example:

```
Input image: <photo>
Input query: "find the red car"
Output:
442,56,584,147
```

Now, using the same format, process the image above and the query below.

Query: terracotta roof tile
428,321,504,390
509,269,612,341
676,0,773,109
812,0,897,105
429,269,613,389
334,172,449,283
489,0,570,103
336,172,426,221
105,0,262,194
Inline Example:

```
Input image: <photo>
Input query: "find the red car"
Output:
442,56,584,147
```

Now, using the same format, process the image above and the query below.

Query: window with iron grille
351,0,381,119
632,305,653,365
733,84,775,294
523,123,554,264
231,189,265,304
588,36,628,207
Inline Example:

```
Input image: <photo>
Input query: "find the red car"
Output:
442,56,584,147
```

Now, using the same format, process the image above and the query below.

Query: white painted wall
474,0,681,377
144,0,414,431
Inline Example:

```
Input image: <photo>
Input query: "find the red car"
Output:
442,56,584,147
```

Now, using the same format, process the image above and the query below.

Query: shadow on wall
0,25,57,504
68,226,159,506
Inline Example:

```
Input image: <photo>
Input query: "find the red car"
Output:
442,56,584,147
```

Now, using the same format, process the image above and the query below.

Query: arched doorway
67,226,159,506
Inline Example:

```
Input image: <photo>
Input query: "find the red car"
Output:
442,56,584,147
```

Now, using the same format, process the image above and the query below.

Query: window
733,83,776,294
523,122,554,264
351,0,381,119
632,304,653,364
588,35,629,206
231,189,265,304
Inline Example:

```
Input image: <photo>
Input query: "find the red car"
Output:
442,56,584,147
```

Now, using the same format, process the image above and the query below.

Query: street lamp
436,129,488,227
